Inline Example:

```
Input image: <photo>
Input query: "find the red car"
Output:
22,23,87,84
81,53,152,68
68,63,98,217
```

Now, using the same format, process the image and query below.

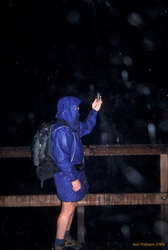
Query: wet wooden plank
77,206,85,244
0,193,168,207
160,154,168,193
0,146,32,158
160,154,168,242
1,145,168,158
160,205,168,242
84,144,168,156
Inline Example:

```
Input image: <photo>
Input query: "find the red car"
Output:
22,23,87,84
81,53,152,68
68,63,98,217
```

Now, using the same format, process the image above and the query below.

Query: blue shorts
54,170,89,202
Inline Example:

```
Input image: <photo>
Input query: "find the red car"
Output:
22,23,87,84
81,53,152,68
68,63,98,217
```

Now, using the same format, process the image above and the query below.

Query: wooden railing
0,145,168,243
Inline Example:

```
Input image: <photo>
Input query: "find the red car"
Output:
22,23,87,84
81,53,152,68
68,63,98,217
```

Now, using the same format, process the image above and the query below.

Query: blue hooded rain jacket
51,96,98,202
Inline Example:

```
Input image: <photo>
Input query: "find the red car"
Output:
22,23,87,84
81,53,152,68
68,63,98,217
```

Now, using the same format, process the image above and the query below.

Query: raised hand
92,96,103,112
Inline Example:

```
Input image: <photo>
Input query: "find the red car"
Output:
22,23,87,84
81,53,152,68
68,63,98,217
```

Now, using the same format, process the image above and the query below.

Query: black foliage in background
1,0,168,146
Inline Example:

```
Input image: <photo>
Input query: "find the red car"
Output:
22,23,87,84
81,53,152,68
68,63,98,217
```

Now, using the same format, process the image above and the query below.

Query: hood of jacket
56,96,81,130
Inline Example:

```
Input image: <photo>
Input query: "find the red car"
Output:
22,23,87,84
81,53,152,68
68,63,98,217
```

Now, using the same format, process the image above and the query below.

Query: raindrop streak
153,220,168,242
128,12,144,28
67,10,81,24
136,84,151,96
121,70,128,81
142,38,155,51
121,224,131,240
123,56,133,67
125,167,144,186
147,123,156,144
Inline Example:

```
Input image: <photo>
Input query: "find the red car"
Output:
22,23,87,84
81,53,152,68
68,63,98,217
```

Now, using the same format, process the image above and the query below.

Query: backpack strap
56,119,77,133
70,130,76,163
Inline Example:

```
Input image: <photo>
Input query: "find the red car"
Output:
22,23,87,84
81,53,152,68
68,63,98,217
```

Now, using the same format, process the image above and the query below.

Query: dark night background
1,0,168,249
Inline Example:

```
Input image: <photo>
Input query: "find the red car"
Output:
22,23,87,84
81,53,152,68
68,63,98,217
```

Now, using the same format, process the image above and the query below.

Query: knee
61,202,76,216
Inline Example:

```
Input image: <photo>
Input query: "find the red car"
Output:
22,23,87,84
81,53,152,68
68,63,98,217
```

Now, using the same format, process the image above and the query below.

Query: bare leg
56,201,77,239
66,210,75,231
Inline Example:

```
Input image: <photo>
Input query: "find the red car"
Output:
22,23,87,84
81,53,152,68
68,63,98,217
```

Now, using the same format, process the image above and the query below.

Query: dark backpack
32,119,76,188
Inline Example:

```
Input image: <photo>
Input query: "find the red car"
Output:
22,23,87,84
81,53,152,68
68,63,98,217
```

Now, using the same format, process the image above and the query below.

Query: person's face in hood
56,96,81,129
70,104,80,121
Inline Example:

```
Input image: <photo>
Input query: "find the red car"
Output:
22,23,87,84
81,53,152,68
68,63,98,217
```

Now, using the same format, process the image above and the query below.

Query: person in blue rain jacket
51,95,102,250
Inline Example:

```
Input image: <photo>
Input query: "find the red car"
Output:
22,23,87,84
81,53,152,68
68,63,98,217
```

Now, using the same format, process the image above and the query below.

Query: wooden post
77,206,85,244
160,154,168,242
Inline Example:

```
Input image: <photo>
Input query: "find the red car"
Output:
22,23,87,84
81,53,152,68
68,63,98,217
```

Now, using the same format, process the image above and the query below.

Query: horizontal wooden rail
1,144,168,158
0,193,168,207
1,145,168,243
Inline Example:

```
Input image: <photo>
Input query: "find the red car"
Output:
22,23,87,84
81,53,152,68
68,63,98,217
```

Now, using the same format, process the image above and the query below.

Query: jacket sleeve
51,127,77,182
79,109,98,138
